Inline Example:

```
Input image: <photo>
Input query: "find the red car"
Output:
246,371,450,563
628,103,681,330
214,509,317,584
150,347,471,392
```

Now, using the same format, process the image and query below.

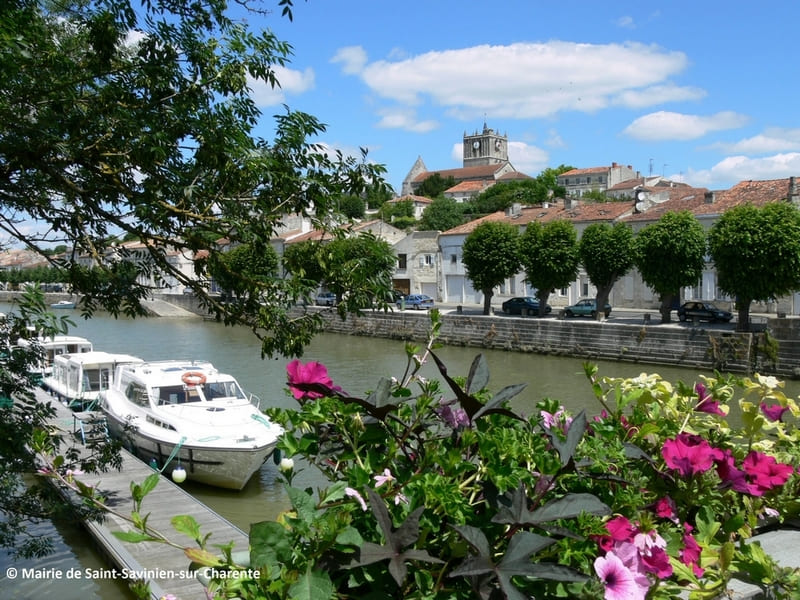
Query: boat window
204,381,245,400
126,383,149,407
156,385,202,405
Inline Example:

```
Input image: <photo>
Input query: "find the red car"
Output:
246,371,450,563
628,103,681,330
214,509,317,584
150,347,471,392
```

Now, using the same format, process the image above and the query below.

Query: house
557,163,638,197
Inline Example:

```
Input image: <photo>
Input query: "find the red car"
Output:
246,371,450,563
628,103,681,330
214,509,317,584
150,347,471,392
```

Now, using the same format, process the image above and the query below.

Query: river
4,305,799,596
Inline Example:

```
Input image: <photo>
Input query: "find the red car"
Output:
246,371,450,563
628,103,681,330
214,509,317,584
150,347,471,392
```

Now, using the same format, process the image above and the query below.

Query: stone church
400,123,530,198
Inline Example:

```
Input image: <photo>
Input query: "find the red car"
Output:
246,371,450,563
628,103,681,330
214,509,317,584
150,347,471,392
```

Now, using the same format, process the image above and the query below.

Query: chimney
704,191,715,204
789,177,800,205
612,162,618,168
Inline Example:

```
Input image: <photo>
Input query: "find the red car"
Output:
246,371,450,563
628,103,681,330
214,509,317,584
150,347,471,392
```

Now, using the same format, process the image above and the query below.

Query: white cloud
346,41,693,124
616,16,635,29
688,153,800,188
711,127,800,154
248,65,315,107
331,45,368,75
375,108,438,133
622,110,749,141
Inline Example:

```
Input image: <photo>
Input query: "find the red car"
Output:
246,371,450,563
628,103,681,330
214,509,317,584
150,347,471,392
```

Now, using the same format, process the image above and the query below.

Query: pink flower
345,487,367,511
715,449,752,494
680,529,704,578
662,433,722,477
374,468,395,488
760,402,790,422
286,360,341,400
634,531,672,578
436,403,470,429
741,451,794,495
694,382,725,415
653,496,677,521
594,550,650,600
606,516,637,542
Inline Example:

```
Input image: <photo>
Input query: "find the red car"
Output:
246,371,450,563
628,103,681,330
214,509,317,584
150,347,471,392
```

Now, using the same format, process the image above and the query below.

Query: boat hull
103,411,276,490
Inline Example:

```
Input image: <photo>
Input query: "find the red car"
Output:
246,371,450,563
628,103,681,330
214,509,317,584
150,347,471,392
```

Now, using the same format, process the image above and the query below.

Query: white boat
43,351,144,411
99,360,282,490
17,334,94,380
50,300,76,309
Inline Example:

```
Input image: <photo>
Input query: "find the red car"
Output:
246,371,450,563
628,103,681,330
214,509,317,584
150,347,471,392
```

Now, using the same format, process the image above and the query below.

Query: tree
462,222,520,315
709,202,800,330
520,220,580,316
634,211,706,323
415,173,455,198
418,197,466,231
0,0,387,359
579,223,635,320
338,195,366,220
208,242,279,299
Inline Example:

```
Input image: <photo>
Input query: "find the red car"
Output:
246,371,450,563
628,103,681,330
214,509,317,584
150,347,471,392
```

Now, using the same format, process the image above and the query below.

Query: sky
245,0,800,194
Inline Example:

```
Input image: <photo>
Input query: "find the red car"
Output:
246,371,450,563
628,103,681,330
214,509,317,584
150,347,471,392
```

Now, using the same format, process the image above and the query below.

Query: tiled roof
693,178,792,216
391,194,433,204
559,166,611,177
445,180,491,193
412,164,509,183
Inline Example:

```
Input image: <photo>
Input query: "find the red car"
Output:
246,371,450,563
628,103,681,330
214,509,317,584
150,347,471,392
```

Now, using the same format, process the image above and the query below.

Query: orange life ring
181,371,206,386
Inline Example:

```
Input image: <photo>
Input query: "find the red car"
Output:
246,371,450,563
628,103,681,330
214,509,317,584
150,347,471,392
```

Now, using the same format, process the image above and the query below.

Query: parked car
315,291,337,306
501,296,552,315
563,298,612,318
677,301,733,322
397,294,434,310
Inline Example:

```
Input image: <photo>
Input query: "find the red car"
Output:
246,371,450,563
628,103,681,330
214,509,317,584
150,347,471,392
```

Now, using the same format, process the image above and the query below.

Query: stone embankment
317,307,800,379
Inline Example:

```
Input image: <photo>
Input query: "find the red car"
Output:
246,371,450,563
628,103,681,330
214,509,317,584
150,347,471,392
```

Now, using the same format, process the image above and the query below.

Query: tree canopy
520,220,580,316
462,222,520,315
634,211,707,322
709,201,800,329
579,223,635,319
0,0,386,358
418,197,466,231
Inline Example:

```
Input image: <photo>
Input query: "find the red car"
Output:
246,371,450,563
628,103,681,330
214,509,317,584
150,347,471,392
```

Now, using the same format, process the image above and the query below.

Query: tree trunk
482,289,493,315
659,293,677,323
737,299,751,331
538,290,552,317
595,285,612,321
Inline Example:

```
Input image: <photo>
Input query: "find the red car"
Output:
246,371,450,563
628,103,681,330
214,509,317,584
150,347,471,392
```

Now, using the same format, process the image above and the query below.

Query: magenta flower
741,451,794,495
662,433,722,477
653,496,677,521
680,528,704,578
694,382,725,415
594,550,649,600
760,402,790,422
606,515,637,542
715,449,752,494
286,360,341,400
634,530,672,578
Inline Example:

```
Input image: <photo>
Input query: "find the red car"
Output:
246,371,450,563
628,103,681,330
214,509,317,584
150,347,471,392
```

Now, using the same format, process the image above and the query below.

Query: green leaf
112,530,161,544
287,567,334,600
171,515,202,541
287,485,317,525
249,521,292,569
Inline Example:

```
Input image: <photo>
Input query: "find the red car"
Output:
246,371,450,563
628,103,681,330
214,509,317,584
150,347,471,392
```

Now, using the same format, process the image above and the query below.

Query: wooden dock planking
42,389,250,600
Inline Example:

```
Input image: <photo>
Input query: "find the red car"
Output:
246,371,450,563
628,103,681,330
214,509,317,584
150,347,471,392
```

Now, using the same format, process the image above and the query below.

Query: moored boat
43,351,144,410
99,360,282,490
50,300,76,309
17,334,94,381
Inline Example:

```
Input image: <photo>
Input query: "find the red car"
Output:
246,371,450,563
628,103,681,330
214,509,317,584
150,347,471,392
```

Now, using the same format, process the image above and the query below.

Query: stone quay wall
318,309,800,379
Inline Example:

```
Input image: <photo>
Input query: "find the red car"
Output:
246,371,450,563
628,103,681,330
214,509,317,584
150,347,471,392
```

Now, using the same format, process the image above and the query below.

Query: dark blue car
501,296,552,315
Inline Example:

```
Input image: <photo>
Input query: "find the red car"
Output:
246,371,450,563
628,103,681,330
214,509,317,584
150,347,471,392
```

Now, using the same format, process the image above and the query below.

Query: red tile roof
412,164,509,183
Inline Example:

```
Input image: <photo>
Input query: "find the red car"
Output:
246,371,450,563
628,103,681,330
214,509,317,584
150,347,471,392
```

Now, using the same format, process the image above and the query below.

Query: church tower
463,122,508,168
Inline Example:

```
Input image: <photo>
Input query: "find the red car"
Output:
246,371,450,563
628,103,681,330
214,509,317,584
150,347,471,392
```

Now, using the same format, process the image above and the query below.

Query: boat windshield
203,380,246,401
154,380,245,405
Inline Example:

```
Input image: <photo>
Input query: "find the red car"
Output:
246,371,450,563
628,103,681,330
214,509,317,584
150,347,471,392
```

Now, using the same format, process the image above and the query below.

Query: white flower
279,458,294,473
345,487,367,511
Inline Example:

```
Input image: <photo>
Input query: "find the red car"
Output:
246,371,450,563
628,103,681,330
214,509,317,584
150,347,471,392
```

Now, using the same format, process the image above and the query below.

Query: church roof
412,163,510,183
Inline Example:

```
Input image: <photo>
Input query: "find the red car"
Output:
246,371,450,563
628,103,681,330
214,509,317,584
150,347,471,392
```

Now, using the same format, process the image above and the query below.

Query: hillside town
3,123,799,317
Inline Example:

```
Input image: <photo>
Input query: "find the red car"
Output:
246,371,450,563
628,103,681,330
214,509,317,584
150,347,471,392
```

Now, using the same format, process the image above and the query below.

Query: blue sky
247,1,800,194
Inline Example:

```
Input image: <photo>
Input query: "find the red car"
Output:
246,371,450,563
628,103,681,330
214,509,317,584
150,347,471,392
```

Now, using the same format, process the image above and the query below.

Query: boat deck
42,388,249,600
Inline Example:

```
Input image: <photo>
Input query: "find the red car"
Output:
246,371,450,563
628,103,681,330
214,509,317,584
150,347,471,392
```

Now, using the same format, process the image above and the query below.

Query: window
582,282,589,297
397,254,407,270
450,254,457,264
425,254,433,266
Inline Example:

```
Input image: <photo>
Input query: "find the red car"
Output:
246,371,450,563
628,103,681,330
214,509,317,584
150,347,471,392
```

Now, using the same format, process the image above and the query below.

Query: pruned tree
418,197,466,231
462,222,520,315
520,220,580,317
634,211,706,323
708,201,800,330
578,223,635,320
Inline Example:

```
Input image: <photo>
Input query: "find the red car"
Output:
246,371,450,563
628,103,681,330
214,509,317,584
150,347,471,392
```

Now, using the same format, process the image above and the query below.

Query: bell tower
463,121,508,168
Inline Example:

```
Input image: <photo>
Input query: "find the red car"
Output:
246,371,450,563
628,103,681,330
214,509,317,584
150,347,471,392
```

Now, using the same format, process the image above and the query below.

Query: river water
4,305,799,596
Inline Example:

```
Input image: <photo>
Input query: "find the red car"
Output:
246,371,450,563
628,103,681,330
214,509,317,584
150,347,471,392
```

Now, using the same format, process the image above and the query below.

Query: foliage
0,287,123,559
0,0,387,358
39,312,800,599
708,202,800,329
415,173,456,199
462,222,520,315
634,212,707,323
418,197,467,231
208,242,279,298
520,220,580,317
337,195,367,220
469,167,570,215
579,223,635,319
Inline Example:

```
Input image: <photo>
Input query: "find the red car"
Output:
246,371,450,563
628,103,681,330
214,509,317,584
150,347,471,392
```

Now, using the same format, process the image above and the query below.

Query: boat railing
249,393,263,410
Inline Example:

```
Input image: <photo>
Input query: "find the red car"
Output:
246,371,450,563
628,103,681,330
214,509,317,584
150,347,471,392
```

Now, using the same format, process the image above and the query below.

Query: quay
42,388,249,600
